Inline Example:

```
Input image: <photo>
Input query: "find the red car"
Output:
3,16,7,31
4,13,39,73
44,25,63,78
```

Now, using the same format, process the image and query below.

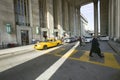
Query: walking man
89,36,104,58
79,36,82,46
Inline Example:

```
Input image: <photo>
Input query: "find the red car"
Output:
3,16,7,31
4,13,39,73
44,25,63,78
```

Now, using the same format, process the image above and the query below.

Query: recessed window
14,0,30,26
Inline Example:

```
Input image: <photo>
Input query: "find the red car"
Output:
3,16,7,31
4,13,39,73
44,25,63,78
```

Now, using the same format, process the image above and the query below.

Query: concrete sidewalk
108,40,120,56
0,44,34,56
0,43,66,56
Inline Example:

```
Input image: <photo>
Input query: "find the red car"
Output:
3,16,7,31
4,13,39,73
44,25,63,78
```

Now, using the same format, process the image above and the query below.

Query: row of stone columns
32,0,102,39
109,0,120,41
92,0,111,37
47,0,102,38
34,0,104,39
44,0,81,38
68,5,81,37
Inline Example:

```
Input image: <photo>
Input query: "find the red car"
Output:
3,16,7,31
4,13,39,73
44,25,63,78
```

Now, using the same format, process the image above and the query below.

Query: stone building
0,0,81,47
0,0,120,47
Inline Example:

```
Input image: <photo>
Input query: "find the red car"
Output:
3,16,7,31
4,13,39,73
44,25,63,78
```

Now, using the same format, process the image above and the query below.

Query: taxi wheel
57,43,59,46
43,45,47,49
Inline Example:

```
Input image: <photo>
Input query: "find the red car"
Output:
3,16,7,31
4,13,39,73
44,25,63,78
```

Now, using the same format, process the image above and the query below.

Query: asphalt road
0,41,120,80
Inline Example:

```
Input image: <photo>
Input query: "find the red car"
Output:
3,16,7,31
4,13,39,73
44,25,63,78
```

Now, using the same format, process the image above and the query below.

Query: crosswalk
54,49,120,69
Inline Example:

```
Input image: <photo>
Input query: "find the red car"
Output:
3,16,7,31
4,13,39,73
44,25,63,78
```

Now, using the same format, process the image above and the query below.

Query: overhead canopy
67,0,94,7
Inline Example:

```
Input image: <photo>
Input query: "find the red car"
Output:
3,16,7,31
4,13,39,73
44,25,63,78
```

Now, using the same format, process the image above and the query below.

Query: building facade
0,0,81,47
80,13,89,37
0,0,120,48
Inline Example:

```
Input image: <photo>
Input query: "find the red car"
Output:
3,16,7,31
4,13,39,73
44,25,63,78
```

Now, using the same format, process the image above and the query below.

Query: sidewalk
0,44,34,56
0,43,66,56
108,40,120,56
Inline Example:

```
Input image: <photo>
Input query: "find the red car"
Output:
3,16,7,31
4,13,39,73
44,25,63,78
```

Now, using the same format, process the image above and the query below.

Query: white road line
0,46,62,72
36,42,79,80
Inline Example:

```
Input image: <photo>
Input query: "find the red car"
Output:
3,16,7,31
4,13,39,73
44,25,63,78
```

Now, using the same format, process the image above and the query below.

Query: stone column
110,0,115,38
71,6,76,37
62,0,69,33
74,7,81,37
94,0,98,36
56,0,63,37
46,0,54,38
29,0,33,32
119,0,120,38
53,0,63,38
77,8,81,36
114,0,117,39
74,8,77,36
113,0,116,40
108,0,112,37
29,0,40,39
115,0,120,39
69,5,75,37
100,0,109,36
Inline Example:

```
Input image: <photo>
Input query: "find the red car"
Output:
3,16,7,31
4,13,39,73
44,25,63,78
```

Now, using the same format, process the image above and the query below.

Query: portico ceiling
67,0,95,7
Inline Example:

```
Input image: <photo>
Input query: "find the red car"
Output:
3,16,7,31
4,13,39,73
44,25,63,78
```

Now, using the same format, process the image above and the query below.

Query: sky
81,3,94,31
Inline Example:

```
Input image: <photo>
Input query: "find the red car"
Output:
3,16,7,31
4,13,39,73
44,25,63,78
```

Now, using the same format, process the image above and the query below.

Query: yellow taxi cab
34,38,62,50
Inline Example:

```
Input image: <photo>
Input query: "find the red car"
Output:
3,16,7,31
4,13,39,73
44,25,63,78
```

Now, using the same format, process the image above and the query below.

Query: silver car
84,37,93,43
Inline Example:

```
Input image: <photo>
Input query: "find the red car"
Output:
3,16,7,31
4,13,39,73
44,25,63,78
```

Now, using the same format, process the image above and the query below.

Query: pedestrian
89,36,104,58
43,34,47,41
79,36,82,46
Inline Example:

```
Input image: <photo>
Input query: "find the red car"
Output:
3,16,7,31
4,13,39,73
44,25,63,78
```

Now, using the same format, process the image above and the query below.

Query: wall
0,0,16,46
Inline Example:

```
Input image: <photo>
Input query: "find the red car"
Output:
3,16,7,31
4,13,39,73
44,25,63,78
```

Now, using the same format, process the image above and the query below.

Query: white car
99,36,109,41
84,37,93,43
63,37,77,43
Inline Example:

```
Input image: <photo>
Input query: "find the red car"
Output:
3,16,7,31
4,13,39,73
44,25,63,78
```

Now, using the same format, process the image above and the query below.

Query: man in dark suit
79,36,82,46
89,37,104,58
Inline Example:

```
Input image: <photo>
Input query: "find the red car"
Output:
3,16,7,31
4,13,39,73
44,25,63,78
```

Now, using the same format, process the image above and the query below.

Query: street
0,41,120,80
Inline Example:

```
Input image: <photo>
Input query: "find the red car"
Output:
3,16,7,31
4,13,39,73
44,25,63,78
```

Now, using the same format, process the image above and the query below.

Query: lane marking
79,52,120,69
79,51,90,61
69,50,78,57
35,42,79,80
78,51,120,69
87,52,120,69
54,50,120,69
53,48,66,56
61,48,66,50
104,53,120,69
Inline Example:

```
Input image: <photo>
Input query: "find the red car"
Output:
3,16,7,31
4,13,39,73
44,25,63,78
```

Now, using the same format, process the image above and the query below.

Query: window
55,32,58,37
14,0,30,26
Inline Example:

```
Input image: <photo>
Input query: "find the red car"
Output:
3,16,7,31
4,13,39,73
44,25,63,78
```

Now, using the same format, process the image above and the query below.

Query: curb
108,41,120,56
0,45,34,56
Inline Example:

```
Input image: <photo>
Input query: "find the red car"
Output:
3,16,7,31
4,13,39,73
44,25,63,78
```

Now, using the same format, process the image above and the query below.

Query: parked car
34,38,62,50
63,37,77,43
84,37,93,43
98,36,109,41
